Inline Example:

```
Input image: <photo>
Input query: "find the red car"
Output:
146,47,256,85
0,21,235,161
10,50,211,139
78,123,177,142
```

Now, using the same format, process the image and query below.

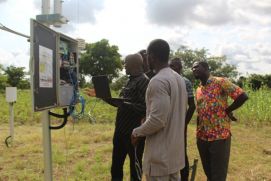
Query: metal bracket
36,13,68,26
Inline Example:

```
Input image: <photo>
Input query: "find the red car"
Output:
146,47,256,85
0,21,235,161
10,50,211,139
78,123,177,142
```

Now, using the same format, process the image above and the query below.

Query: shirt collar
129,73,142,80
200,75,214,87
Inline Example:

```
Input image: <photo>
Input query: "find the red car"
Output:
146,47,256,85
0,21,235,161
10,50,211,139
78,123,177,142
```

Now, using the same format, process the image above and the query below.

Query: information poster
39,45,53,88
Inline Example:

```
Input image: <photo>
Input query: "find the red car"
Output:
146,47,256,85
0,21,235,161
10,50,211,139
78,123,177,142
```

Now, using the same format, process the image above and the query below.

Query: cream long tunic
133,67,187,177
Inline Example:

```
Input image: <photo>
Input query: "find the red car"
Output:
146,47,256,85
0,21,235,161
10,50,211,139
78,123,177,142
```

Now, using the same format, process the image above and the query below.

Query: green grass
1,88,271,126
237,87,271,126
0,123,271,180
0,90,117,124
0,88,271,180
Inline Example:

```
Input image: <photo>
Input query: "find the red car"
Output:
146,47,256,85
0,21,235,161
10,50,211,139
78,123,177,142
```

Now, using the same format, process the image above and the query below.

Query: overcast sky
0,0,271,75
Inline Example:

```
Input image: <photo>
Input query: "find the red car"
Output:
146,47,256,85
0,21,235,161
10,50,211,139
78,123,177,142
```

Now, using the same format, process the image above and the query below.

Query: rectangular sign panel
31,19,57,111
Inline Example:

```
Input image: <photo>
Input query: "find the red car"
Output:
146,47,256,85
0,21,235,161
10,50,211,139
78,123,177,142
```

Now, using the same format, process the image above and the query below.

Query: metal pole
41,0,53,180
190,159,198,181
42,110,52,181
9,102,14,143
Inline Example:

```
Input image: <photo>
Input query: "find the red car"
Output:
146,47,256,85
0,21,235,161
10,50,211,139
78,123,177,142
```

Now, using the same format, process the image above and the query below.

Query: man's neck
154,63,168,73
129,73,142,77
200,73,210,86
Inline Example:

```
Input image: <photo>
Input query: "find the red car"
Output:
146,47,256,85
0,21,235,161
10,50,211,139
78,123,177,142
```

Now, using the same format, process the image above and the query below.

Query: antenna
54,0,62,14
42,0,50,14
36,0,68,28
53,0,67,27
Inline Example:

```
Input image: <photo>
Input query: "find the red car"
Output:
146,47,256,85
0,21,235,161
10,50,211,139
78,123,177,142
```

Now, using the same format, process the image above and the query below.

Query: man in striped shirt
169,58,195,181
104,53,149,181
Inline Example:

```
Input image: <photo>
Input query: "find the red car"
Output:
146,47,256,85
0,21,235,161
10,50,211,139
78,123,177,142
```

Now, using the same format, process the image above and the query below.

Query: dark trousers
197,137,231,181
180,126,189,181
111,132,145,181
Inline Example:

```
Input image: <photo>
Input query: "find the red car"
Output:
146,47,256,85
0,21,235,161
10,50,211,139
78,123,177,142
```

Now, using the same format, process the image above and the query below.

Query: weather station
30,19,79,111
1,0,86,179
29,0,85,180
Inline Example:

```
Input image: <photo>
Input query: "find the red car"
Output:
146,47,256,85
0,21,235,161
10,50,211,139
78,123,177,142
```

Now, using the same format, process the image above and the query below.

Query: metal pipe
41,1,53,180
9,102,14,142
41,110,53,181
0,25,30,39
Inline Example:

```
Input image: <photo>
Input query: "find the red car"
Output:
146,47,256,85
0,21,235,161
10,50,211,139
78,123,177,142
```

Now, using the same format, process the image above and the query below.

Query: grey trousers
145,171,180,181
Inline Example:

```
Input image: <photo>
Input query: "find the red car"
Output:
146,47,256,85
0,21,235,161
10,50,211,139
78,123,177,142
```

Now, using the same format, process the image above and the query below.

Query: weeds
0,88,271,180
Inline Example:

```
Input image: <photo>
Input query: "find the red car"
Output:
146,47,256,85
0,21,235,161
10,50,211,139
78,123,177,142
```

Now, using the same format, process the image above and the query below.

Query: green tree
4,65,25,87
236,76,247,88
171,46,238,84
18,79,30,89
263,74,271,88
171,46,208,70
208,56,238,79
0,64,4,72
247,74,264,90
111,75,128,91
0,74,7,91
0,64,7,90
80,39,123,82
78,74,86,88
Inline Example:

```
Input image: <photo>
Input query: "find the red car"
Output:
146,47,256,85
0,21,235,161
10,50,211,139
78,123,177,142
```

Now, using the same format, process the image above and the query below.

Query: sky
0,0,271,76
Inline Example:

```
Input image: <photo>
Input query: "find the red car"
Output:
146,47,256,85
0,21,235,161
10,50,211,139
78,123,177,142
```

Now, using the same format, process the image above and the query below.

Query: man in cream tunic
132,39,187,181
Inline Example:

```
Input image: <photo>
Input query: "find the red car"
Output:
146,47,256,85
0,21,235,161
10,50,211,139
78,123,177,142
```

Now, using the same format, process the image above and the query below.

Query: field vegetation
0,88,271,181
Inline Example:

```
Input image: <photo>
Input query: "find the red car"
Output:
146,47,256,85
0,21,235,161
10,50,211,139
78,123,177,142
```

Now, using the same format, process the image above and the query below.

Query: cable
68,67,78,113
5,136,12,147
49,108,69,130
63,126,69,180
72,94,86,121
134,146,142,180
86,98,98,123
67,67,86,120
0,23,30,39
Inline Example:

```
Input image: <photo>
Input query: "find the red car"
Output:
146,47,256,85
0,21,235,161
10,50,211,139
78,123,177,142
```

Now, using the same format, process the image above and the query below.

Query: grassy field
0,89,271,180
0,123,271,181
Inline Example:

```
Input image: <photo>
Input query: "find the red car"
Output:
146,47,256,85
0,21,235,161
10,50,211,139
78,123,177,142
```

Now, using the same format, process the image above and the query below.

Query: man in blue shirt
169,57,196,181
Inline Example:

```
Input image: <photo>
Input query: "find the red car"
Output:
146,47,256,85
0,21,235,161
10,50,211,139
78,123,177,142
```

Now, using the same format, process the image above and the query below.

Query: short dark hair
138,49,147,56
169,57,182,68
147,39,170,63
198,61,209,70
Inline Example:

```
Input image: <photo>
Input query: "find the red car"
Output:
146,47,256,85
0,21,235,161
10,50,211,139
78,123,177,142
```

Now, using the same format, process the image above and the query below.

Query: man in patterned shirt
169,58,195,181
192,61,248,181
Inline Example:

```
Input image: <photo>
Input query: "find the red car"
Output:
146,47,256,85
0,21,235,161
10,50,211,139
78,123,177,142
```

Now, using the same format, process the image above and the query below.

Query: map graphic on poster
39,45,53,88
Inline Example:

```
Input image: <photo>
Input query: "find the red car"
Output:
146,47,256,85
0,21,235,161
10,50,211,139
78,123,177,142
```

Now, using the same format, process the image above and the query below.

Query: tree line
0,65,30,90
0,39,270,91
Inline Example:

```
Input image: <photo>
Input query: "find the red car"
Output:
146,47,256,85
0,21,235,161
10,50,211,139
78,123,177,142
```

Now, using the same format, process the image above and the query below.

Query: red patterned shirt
195,76,244,141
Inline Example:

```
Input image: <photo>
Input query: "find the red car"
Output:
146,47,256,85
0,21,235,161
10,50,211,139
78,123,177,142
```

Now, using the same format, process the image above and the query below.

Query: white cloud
0,49,13,65
1,0,271,76
62,0,105,24
214,40,271,75
145,0,200,26
145,0,271,27
35,0,106,34
238,61,271,75
0,48,29,71
193,0,233,25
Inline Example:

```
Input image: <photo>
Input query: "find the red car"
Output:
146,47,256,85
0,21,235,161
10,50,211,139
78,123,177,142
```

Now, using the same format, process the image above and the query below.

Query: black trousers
180,126,189,181
197,137,231,181
111,132,145,181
